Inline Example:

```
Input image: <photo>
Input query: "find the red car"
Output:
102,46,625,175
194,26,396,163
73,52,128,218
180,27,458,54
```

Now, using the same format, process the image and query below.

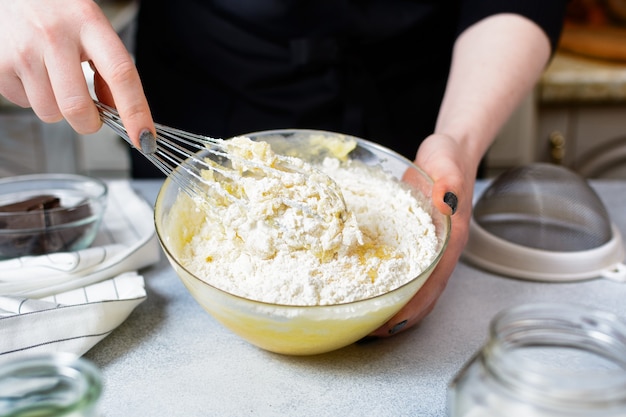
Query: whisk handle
94,101,157,154
94,101,134,144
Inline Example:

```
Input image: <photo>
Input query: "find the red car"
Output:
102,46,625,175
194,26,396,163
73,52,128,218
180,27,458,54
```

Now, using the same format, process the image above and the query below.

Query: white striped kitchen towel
0,180,161,358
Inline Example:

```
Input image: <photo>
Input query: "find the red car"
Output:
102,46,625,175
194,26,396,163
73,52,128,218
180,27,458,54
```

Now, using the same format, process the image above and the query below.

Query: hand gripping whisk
95,101,348,224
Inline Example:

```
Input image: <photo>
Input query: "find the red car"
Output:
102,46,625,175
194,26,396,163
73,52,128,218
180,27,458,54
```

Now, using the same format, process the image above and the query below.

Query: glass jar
0,353,102,417
448,302,626,417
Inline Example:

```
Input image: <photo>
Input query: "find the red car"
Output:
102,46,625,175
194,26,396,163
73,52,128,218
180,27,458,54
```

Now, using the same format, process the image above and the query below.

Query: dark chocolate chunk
0,195,60,213
0,195,94,259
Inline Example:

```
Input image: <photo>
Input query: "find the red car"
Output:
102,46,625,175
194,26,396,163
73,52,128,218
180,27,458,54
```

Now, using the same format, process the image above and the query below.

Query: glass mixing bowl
154,129,450,355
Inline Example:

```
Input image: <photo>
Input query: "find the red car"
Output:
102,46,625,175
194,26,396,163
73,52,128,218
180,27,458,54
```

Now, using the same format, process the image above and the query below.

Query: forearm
434,13,552,173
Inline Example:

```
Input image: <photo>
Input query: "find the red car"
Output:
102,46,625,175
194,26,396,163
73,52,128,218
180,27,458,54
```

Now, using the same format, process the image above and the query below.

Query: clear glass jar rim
0,353,102,416
484,302,626,408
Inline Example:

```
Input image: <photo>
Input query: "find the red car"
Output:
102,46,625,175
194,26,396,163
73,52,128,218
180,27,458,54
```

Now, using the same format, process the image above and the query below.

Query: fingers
0,73,29,108
367,211,465,338
370,281,437,338
43,36,99,130
0,0,155,151
82,17,155,151
402,161,459,219
433,180,460,217
93,67,114,106
92,66,160,153
0,5,59,114
368,251,454,338
20,65,64,124
366,134,475,339
0,0,97,128
443,192,458,215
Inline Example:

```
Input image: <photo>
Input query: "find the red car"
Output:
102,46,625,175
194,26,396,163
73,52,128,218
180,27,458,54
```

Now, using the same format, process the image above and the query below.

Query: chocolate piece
0,194,94,259
0,195,61,213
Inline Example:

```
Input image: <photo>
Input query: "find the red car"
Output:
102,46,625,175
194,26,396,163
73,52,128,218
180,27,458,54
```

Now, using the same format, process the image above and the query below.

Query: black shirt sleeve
457,0,569,52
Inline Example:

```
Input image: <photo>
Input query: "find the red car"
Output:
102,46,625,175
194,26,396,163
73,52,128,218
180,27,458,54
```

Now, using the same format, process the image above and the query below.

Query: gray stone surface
85,179,626,417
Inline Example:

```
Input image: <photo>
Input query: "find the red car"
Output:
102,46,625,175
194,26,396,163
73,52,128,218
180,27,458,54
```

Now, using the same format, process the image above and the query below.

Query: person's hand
369,133,475,337
0,0,154,150
368,13,554,338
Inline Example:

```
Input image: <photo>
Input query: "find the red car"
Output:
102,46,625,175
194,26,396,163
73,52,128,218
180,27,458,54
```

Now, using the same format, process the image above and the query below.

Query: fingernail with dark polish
444,191,458,215
389,320,408,335
356,336,380,345
140,130,157,154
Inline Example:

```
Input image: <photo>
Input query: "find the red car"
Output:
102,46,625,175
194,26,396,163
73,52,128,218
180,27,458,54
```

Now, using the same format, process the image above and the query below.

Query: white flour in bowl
167,139,439,306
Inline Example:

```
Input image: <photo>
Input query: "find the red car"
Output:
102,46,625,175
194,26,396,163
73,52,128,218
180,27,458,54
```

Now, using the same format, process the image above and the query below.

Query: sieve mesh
473,163,613,252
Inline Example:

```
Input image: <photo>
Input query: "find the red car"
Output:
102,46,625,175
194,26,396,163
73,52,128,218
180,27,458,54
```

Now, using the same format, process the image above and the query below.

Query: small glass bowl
0,174,108,260
155,129,450,355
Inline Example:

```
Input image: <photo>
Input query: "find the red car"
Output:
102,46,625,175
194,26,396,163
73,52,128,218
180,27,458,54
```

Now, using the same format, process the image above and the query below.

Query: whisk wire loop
95,101,243,207
95,101,348,223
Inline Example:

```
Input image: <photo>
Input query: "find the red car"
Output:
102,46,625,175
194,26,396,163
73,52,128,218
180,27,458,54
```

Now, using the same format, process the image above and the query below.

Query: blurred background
0,0,138,179
3,0,626,179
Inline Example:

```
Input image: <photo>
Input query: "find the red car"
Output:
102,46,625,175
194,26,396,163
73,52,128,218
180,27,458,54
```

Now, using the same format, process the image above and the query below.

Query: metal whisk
95,101,348,223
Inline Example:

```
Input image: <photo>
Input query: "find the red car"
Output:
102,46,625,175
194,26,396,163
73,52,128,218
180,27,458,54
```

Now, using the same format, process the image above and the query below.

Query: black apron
132,0,566,178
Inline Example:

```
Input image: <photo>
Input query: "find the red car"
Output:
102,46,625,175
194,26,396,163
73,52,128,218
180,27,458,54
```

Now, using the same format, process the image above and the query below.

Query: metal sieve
463,163,626,282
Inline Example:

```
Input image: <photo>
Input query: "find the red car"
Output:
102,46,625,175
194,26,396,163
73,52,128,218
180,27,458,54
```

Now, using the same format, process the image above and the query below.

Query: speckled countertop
540,51,626,103
83,180,626,417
